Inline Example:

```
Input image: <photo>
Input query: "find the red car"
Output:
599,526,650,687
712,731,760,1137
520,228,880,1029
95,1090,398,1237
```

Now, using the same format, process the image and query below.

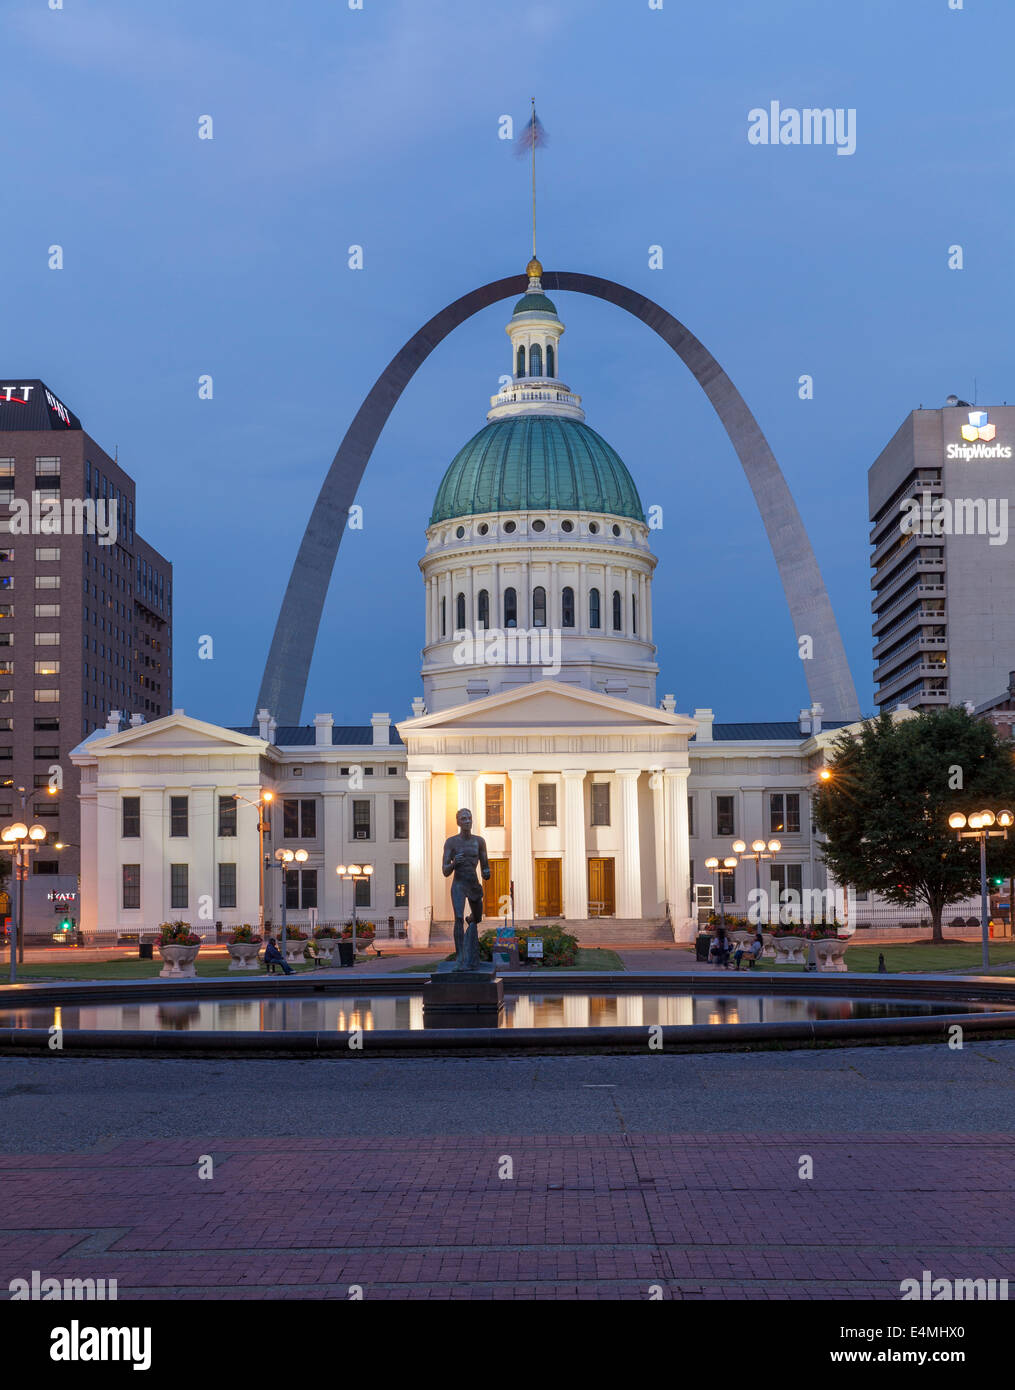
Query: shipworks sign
947,411,1012,461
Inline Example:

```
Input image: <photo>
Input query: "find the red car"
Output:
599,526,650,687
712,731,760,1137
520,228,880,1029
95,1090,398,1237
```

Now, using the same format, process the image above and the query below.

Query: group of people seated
709,927,764,970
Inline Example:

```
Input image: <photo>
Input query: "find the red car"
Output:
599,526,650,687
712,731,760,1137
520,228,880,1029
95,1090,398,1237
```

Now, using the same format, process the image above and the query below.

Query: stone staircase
429,918,672,945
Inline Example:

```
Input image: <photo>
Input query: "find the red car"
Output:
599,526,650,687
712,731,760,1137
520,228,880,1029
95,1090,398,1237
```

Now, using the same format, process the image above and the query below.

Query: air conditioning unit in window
354,829,368,840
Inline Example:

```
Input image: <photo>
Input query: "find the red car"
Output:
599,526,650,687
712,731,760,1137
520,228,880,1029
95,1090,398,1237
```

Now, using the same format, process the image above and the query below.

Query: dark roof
229,725,404,748
0,379,81,431
693,720,850,742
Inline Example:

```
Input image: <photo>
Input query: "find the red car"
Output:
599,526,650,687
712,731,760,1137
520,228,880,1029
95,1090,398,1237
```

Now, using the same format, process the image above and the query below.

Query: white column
550,560,559,630
645,573,653,641
466,564,475,635
454,771,479,822
492,560,501,632
638,571,646,638
578,561,587,635
322,790,345,922
96,788,118,930
663,767,692,938
406,769,432,946
562,769,588,920
191,788,215,935
652,772,666,908
140,788,163,930
509,770,534,919
616,769,642,918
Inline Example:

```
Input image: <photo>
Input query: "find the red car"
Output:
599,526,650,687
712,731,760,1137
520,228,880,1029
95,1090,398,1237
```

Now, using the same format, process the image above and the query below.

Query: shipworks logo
947,411,1012,461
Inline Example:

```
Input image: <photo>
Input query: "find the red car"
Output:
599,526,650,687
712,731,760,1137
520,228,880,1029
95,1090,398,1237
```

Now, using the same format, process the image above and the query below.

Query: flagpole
530,96,537,259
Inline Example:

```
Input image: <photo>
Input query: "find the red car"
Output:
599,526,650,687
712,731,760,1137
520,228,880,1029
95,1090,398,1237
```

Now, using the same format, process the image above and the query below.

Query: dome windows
478,523,489,536
456,525,466,539
612,523,621,537
531,519,546,533
612,590,623,631
503,520,517,534
477,589,489,628
560,520,574,533
588,521,599,535
589,587,601,629
504,587,517,627
532,586,547,628
529,344,542,377
516,346,525,378
456,592,466,630
546,343,555,378
562,586,575,628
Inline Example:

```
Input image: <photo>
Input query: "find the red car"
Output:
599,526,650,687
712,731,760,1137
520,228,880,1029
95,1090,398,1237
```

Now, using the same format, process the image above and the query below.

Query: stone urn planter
812,938,849,972
772,936,806,966
312,938,339,965
227,941,263,972
761,932,776,959
728,930,753,946
281,938,308,965
158,943,201,978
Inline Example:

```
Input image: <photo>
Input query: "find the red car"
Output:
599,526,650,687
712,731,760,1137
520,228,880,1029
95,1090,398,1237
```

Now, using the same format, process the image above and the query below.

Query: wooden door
534,858,562,917
483,859,510,918
587,858,616,916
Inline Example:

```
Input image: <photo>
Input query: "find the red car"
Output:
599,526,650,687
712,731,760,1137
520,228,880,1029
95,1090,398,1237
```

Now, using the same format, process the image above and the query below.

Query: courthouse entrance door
587,858,616,916
483,859,510,918
534,858,562,917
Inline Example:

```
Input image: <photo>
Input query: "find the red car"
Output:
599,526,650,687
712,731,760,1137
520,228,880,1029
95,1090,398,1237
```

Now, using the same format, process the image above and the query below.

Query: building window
538,782,557,827
720,866,736,903
34,660,59,675
34,548,60,561
284,798,317,838
394,862,408,908
612,590,622,631
516,345,525,377
716,795,736,837
632,594,638,635
35,632,59,645
34,575,60,589
170,863,188,910
440,596,446,637
286,868,318,910
529,343,542,376
218,795,237,837
770,863,803,911
354,874,370,908
589,587,601,629
591,782,611,826
170,796,189,837
218,862,237,909
35,457,60,476
769,793,801,834
532,585,546,627
687,796,694,837
34,689,59,703
393,799,409,839
485,782,504,827
352,800,370,840
546,343,555,377
561,586,575,628
503,587,517,628
477,589,489,628
122,864,141,910
456,592,466,631
34,605,59,618
122,796,140,837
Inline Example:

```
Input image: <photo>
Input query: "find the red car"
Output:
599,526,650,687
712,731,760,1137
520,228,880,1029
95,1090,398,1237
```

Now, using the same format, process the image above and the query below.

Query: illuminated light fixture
751,839,766,854
768,839,782,854
731,840,747,855
948,812,968,830
336,864,347,875
998,810,1014,828
294,848,308,865
7,823,27,840
704,856,719,870
819,768,832,781
262,791,273,802
979,810,996,828
28,824,46,841
723,856,738,869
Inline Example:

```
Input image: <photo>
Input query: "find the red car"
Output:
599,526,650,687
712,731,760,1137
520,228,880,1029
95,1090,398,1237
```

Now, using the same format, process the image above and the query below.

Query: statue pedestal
422,961,504,1029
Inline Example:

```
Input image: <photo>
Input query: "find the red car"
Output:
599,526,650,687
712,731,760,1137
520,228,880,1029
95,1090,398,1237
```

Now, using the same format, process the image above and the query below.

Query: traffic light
58,915,74,933
991,876,1005,889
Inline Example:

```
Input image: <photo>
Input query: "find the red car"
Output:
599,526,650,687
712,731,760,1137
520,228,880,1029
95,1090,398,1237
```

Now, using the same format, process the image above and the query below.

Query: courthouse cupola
419,258,660,715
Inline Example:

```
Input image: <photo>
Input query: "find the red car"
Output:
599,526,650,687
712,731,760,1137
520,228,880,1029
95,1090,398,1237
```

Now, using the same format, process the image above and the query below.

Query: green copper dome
512,291,558,316
430,415,644,525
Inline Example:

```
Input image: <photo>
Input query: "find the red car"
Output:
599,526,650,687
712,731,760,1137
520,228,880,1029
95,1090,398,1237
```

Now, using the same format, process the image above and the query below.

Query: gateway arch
255,271,861,725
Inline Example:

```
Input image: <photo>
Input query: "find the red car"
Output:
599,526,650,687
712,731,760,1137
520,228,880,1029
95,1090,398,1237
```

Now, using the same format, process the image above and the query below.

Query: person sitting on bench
264,937,293,975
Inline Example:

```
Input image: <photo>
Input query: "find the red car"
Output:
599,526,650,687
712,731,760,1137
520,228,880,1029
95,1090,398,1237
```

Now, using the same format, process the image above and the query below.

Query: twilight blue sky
4,0,1013,726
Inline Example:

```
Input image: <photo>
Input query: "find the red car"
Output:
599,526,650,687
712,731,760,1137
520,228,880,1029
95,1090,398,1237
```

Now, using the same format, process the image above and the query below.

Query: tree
812,707,1015,942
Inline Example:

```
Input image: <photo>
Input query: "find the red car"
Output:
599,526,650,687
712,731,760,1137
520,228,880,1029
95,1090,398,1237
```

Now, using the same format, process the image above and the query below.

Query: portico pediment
70,712,274,762
397,680,696,740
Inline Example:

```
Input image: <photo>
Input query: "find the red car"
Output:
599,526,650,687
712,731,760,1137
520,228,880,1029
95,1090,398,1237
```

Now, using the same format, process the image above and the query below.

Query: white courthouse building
71,263,861,945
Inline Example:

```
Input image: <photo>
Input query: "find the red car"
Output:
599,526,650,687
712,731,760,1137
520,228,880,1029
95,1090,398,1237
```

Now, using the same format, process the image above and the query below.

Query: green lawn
1,958,325,983
747,941,1015,975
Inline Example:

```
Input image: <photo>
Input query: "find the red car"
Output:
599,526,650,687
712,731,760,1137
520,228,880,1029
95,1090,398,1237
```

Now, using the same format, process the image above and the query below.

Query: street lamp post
948,809,1013,970
732,837,782,930
335,863,374,955
274,846,308,957
703,855,739,929
1,822,48,984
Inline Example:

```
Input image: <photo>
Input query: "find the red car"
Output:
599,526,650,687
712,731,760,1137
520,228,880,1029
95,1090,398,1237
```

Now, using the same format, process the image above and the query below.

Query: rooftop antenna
515,99,548,261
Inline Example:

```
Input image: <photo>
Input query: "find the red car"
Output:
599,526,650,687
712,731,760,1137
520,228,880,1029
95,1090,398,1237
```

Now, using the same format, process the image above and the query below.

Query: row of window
0,457,61,477
122,863,390,912
121,795,405,842
443,587,638,635
699,862,805,904
515,342,555,378
709,793,802,839
0,548,61,561
482,781,613,828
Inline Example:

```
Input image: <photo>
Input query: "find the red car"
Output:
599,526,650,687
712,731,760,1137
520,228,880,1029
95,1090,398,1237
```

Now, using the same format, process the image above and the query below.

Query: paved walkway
4,1043,1015,1298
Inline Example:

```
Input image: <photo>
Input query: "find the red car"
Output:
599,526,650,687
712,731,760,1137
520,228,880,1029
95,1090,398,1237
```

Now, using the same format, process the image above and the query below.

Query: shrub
341,921,375,939
283,927,308,941
478,923,579,967
229,924,262,944
314,925,340,939
159,921,201,945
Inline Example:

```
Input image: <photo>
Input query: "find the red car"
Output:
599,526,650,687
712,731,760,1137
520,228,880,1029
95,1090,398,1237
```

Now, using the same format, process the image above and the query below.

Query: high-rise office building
0,379,172,887
869,401,1015,713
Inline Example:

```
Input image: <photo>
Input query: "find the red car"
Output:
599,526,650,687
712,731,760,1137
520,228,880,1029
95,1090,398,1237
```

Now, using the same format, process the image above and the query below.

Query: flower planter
227,941,262,972
281,939,308,965
812,938,849,972
312,939,339,965
761,933,776,959
728,930,754,946
158,943,201,979
771,936,806,966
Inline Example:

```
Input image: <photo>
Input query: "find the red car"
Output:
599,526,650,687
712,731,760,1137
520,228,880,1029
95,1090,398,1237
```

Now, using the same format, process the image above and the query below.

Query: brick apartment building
0,379,172,893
